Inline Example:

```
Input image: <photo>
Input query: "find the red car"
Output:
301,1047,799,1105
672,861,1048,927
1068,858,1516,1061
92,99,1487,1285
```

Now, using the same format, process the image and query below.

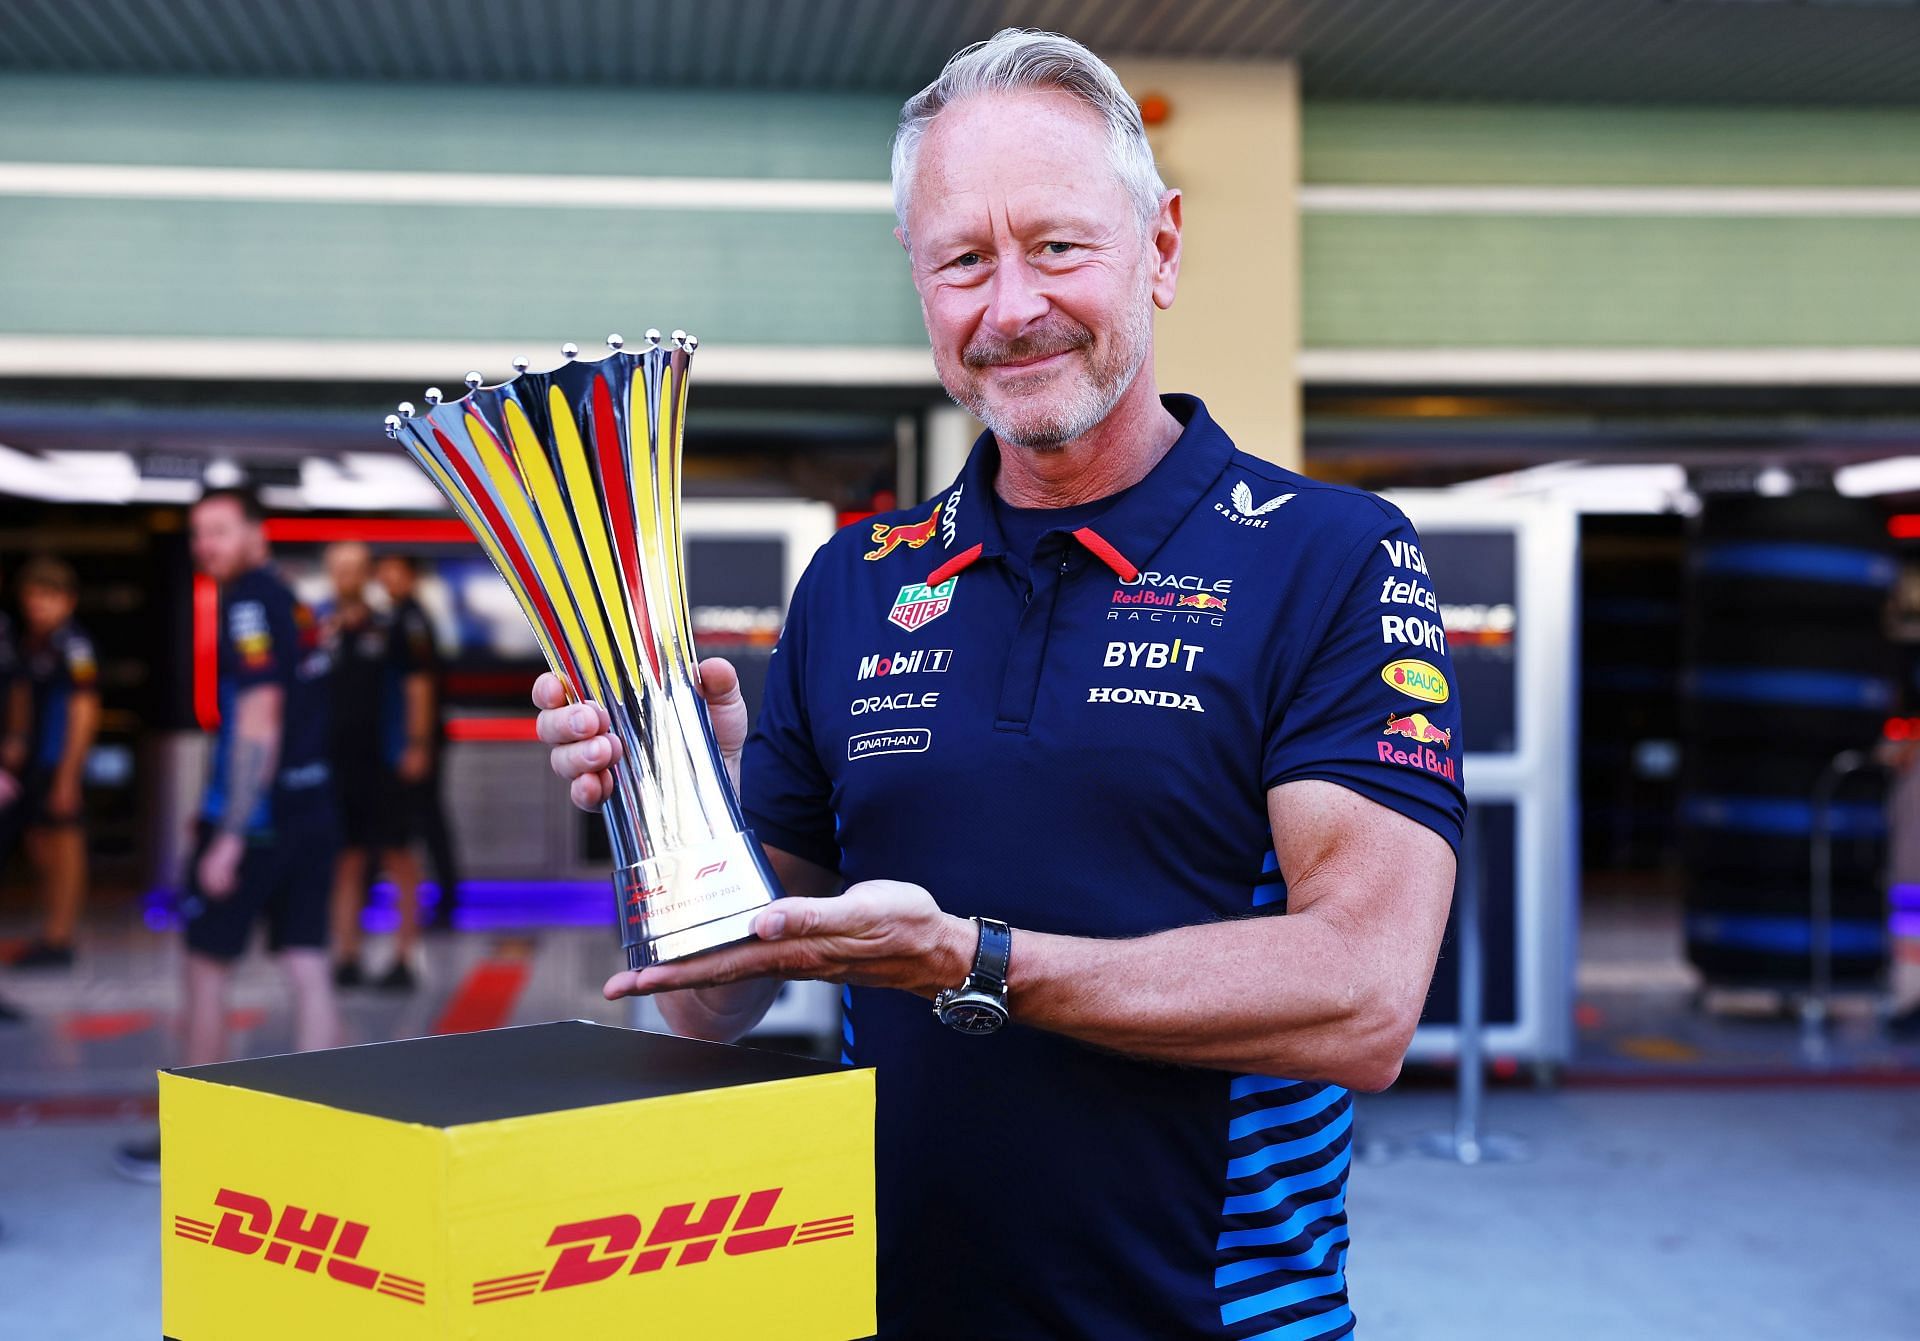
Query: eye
1042,242,1075,255
950,251,983,269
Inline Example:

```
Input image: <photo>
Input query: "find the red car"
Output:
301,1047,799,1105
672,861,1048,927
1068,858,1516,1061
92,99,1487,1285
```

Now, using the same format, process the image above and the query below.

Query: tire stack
1680,489,1896,988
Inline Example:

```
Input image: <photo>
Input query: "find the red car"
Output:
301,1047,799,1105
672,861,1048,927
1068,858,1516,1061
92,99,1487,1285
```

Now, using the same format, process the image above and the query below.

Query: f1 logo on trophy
384,332,781,969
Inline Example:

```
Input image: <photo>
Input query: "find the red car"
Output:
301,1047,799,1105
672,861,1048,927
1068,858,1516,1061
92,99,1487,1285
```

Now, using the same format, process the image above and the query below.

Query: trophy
384,332,782,969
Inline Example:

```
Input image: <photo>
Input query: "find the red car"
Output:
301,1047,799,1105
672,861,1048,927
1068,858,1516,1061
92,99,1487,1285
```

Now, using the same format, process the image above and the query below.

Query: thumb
696,657,741,704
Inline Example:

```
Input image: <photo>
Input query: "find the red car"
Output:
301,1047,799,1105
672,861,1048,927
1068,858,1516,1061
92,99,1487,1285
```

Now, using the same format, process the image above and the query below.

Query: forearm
1007,911,1407,1088
219,690,282,836
404,673,433,745
54,693,100,785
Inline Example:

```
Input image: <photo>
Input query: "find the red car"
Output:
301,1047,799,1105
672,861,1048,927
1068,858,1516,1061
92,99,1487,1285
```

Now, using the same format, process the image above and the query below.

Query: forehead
906,89,1129,237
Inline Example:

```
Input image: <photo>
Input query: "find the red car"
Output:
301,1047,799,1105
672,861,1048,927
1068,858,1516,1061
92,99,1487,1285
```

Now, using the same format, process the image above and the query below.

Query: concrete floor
3,1087,1917,1339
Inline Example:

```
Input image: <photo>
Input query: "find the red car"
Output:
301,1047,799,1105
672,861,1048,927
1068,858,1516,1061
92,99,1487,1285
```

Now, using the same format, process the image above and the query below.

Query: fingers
695,656,741,703
529,671,574,710
570,770,616,812
535,698,610,746
752,894,855,941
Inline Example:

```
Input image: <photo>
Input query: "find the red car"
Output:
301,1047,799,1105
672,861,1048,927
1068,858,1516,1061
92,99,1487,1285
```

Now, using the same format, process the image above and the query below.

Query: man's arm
611,781,1453,1092
47,685,100,818
197,682,281,898
397,671,434,782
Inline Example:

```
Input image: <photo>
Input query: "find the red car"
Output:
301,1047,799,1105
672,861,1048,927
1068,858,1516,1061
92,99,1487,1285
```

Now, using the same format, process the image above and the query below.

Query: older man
537,30,1462,1341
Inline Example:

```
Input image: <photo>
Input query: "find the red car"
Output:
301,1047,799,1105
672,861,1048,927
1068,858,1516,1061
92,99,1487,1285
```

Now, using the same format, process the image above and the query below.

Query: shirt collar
925,394,1236,587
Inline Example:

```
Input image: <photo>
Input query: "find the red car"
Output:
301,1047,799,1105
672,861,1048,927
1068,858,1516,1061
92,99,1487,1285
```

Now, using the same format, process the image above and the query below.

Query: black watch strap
970,918,1012,995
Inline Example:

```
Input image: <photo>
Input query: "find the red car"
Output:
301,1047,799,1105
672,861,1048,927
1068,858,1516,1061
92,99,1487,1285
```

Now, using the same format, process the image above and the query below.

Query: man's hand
533,658,749,808
600,880,974,1003
396,743,431,784
47,772,82,821
197,831,246,900
0,769,18,810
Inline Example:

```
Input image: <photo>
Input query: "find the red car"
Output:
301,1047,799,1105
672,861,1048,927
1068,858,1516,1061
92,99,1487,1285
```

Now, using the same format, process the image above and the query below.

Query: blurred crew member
539,31,1462,1340
4,556,101,969
375,554,460,929
324,542,425,990
0,562,26,1021
117,488,339,1181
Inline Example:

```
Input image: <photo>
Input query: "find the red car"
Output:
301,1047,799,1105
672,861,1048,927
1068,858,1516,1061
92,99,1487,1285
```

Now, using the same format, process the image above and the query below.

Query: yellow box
160,1020,874,1340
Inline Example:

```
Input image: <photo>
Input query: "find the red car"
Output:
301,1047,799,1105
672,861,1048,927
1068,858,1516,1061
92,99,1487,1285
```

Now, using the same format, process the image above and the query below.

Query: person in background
323,542,424,991
375,554,460,930
0,561,26,1021
3,556,101,970
118,487,340,1181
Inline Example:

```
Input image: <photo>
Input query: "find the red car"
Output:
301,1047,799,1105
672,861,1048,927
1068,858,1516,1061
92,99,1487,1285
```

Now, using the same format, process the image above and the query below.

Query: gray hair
890,28,1167,244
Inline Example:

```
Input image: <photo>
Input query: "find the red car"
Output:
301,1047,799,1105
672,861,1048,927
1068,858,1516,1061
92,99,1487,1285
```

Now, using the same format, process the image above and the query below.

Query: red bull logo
1383,712,1451,750
1175,593,1228,612
864,504,942,561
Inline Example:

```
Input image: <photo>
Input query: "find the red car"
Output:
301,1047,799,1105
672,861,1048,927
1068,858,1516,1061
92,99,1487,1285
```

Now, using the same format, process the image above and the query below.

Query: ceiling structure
5,0,1920,103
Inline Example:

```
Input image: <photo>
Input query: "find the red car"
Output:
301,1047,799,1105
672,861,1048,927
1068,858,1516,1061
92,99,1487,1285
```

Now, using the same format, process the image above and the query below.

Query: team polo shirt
202,566,333,834
24,619,97,770
743,395,1465,1341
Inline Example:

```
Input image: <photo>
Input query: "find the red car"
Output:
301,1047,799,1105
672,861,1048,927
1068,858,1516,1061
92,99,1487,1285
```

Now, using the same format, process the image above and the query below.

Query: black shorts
179,808,338,962
335,758,410,850
18,768,83,830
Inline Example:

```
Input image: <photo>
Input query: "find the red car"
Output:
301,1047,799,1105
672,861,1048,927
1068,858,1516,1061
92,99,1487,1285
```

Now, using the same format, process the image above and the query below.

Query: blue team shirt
742,396,1465,1341
24,619,97,770
202,566,333,832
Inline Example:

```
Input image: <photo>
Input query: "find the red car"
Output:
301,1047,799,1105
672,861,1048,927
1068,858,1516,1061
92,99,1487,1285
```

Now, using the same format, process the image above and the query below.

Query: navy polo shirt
743,395,1465,1341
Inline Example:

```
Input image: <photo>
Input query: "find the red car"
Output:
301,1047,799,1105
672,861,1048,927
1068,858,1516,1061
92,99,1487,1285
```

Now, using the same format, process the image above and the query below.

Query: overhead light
203,459,244,488
1837,456,1920,497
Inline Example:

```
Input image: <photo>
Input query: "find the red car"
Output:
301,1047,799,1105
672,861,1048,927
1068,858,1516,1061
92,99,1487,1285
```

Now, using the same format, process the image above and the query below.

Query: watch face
943,997,1007,1035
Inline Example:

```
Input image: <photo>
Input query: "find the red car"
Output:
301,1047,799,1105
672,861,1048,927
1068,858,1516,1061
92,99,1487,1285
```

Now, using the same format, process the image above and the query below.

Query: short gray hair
890,28,1167,243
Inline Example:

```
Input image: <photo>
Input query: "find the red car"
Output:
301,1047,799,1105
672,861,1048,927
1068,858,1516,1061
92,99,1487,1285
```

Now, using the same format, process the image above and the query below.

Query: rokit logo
1381,613,1447,654
472,1187,856,1307
1103,640,1203,672
1087,687,1205,713
1215,481,1293,528
856,648,953,680
174,1188,425,1306
851,691,939,715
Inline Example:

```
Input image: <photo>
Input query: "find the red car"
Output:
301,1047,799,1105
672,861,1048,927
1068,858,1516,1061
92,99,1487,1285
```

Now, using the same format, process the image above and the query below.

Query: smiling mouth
986,349,1075,372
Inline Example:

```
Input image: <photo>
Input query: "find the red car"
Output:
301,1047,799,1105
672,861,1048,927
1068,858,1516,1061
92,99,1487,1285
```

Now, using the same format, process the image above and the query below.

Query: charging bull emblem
865,505,942,561
1176,592,1228,612
1383,712,1451,751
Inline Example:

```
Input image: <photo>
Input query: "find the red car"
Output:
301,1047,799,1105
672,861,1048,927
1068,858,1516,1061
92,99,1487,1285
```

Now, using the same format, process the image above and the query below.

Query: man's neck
992,370,1184,510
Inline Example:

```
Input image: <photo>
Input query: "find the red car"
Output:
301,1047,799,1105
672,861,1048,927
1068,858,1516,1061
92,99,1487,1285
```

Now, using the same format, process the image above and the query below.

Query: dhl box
160,1020,874,1340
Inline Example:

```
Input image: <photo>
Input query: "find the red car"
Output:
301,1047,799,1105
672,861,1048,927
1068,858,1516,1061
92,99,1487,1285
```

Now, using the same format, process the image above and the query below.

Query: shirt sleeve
394,604,439,677
1262,510,1466,851
62,628,98,689
740,559,840,875
224,590,282,692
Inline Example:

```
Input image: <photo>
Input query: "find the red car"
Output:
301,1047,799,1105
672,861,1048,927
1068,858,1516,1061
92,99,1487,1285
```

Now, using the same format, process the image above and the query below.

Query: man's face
189,498,259,583
21,584,74,635
901,90,1171,450
326,542,371,600
376,556,414,601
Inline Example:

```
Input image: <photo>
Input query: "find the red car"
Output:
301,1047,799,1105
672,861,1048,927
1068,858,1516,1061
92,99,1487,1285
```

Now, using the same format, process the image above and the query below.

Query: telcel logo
473,1188,855,1306
175,1188,424,1307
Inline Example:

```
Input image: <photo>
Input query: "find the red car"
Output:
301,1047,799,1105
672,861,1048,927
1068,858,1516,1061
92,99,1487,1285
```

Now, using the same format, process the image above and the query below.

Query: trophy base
613,829,782,970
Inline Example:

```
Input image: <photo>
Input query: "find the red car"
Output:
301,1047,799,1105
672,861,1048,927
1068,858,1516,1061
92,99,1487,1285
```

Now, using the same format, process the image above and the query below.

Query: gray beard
953,297,1154,451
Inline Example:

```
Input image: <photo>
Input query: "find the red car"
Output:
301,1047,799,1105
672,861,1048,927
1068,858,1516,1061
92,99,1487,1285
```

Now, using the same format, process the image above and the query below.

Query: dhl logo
175,1188,424,1306
1383,711,1451,751
472,1187,854,1306
864,504,942,561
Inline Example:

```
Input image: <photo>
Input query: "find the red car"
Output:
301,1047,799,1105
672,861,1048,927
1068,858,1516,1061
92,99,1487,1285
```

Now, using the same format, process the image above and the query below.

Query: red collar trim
1072,527,1139,581
926,542,984,588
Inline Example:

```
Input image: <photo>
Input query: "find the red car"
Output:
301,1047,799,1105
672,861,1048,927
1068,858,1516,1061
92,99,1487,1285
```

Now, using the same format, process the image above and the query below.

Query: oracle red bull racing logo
174,1188,425,1306
472,1186,856,1306
1379,713,1456,781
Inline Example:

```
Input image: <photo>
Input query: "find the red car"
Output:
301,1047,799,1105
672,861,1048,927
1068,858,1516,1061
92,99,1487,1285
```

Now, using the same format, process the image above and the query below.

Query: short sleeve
1263,513,1466,851
395,605,439,676
741,560,840,875
224,595,283,691
63,629,98,688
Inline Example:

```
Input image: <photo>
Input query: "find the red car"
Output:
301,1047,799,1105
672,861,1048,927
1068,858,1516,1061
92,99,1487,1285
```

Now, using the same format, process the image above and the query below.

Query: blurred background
2,1,1919,1337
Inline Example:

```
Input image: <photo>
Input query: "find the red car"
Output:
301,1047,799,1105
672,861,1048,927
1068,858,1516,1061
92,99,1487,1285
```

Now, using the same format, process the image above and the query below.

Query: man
4,556,101,969
375,553,460,930
117,488,340,1180
0,561,28,1021
538,30,1462,1340
322,542,426,990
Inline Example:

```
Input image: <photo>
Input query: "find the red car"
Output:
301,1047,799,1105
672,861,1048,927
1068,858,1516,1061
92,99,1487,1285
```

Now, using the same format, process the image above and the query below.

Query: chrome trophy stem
385,334,781,969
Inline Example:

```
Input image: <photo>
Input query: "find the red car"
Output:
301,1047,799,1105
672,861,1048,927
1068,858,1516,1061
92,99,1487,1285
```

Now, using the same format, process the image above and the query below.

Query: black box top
170,1021,846,1128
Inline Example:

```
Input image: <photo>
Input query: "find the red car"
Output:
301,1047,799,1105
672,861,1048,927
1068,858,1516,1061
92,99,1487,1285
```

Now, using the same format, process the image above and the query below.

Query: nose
980,258,1049,338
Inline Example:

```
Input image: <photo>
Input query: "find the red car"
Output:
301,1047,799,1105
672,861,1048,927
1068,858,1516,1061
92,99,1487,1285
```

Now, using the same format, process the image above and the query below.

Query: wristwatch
934,917,1012,1035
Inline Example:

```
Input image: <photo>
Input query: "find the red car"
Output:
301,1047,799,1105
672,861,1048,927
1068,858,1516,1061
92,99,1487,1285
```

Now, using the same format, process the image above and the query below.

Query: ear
894,225,910,255
1150,189,1183,311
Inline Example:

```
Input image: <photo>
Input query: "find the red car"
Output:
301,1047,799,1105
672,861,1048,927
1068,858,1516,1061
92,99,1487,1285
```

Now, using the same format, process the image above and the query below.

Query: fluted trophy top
383,331,697,441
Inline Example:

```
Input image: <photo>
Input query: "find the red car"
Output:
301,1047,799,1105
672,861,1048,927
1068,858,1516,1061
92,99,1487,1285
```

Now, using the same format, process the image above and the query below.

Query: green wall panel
1304,102,1920,188
1303,214,1920,348
0,196,926,345
0,75,902,179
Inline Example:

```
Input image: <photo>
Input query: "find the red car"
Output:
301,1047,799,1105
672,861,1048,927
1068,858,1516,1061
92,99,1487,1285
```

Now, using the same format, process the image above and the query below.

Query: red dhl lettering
473,1187,856,1306
176,1188,424,1305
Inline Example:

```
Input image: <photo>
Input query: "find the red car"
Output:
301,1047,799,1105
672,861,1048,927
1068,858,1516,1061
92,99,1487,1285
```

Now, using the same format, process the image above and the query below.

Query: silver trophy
384,333,781,968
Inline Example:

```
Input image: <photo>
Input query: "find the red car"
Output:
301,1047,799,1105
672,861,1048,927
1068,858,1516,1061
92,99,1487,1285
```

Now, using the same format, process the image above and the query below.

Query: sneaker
332,959,365,989
12,940,75,970
375,961,417,994
113,1136,162,1184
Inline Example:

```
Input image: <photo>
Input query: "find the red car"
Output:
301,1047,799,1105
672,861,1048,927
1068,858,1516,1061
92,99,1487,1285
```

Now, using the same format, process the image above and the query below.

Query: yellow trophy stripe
502,399,623,700
416,447,568,690
548,384,644,687
670,360,696,655
629,372,672,672
472,409,606,703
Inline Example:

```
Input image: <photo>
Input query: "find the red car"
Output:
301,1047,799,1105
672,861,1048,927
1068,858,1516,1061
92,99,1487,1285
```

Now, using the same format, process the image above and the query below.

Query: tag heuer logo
887,578,956,632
